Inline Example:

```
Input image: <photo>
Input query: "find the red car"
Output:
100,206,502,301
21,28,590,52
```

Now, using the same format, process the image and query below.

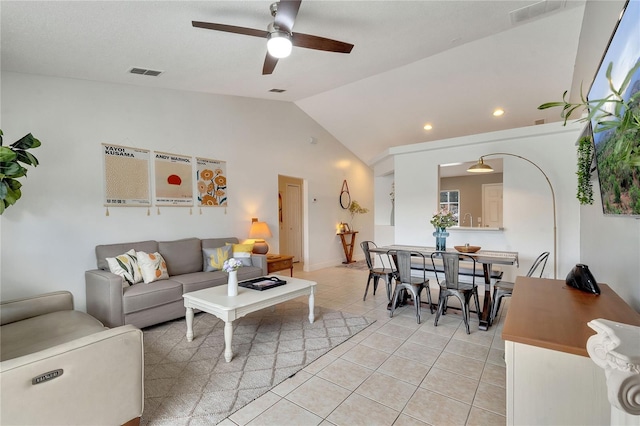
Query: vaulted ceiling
1,1,625,164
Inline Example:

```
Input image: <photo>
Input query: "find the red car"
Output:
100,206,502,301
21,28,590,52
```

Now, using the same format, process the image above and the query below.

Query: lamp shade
249,220,273,254
249,221,272,239
467,158,494,173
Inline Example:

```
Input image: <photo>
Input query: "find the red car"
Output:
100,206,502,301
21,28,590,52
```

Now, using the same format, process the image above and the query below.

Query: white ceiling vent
509,1,566,25
129,67,163,77
269,88,286,93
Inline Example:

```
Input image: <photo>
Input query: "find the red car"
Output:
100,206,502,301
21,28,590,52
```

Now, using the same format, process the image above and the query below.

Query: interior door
482,183,503,228
285,183,303,262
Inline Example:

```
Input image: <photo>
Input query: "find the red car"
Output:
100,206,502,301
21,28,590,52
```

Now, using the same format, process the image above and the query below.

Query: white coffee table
182,275,317,362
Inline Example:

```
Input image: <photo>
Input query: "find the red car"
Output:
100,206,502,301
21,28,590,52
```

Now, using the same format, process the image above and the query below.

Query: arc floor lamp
467,152,557,279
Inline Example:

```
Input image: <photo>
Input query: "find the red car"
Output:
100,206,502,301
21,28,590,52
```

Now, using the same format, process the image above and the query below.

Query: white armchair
1,291,144,425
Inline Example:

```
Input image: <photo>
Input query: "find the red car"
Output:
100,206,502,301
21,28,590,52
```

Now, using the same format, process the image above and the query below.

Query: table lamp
249,218,273,254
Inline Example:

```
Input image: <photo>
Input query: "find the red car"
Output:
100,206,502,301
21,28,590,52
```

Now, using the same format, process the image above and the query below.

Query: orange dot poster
154,151,193,206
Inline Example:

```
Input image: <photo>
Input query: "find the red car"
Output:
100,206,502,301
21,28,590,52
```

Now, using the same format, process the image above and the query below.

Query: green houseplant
538,61,640,168
348,200,369,230
538,61,639,207
576,134,595,205
0,130,42,214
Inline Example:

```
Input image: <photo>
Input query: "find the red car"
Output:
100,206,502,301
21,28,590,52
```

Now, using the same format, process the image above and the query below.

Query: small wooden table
267,254,294,276
338,231,358,264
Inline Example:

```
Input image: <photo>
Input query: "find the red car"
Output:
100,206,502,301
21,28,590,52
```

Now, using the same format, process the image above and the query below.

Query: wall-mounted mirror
439,159,503,228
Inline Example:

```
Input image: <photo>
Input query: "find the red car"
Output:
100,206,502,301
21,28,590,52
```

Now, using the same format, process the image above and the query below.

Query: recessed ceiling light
423,124,433,130
493,109,505,117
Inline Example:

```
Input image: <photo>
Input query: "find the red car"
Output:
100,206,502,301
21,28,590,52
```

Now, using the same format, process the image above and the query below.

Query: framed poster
103,143,151,206
196,157,227,207
154,151,193,206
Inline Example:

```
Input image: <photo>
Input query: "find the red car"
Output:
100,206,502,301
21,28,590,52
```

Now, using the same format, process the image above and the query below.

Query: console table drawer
267,255,294,276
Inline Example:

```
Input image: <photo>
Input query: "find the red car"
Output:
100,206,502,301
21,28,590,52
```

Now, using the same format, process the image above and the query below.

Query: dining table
370,244,519,330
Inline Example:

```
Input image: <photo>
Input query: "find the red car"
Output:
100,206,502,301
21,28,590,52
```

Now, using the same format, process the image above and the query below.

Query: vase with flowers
223,258,243,296
430,210,456,251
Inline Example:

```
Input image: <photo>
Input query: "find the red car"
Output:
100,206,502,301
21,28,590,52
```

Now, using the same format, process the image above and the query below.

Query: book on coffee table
239,276,287,291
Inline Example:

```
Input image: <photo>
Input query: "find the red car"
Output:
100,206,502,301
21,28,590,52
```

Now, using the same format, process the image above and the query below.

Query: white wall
375,122,584,283
580,180,640,311
0,72,374,311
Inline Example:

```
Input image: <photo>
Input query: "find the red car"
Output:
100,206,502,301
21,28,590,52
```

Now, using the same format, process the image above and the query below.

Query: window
439,190,459,226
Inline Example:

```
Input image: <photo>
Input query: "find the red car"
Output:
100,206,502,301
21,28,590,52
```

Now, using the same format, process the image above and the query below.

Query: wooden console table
266,254,294,276
338,231,358,264
502,277,640,425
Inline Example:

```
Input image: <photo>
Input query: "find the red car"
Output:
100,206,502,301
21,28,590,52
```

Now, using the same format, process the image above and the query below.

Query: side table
266,254,294,276
338,231,358,264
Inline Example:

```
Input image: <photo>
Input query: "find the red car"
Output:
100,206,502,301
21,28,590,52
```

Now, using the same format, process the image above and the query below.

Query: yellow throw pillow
226,242,254,266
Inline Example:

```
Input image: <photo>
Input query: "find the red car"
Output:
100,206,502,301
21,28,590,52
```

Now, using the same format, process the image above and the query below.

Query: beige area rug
337,260,369,270
141,302,375,425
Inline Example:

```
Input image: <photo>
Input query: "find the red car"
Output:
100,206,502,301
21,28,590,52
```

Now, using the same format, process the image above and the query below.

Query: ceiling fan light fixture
267,31,292,58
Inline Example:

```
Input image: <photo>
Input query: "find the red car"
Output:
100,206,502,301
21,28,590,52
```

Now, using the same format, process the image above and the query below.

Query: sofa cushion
172,271,228,293
158,238,202,276
122,279,183,314
201,237,239,249
0,310,106,362
106,249,143,286
236,266,265,281
96,240,158,271
175,266,266,294
203,246,232,272
137,251,170,283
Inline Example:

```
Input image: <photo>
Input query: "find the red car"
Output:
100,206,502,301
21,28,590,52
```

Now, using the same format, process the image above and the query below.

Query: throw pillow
106,249,143,287
137,251,169,283
202,246,232,272
226,242,254,266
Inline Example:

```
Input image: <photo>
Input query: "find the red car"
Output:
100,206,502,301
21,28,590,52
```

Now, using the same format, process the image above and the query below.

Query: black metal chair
360,241,395,301
389,250,433,324
431,252,480,334
490,251,550,324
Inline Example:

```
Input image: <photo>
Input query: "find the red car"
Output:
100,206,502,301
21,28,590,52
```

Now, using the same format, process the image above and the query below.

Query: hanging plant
0,130,42,214
576,135,594,205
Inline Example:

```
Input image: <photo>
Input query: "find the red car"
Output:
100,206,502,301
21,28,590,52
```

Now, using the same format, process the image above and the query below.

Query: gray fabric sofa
85,237,267,329
0,291,143,426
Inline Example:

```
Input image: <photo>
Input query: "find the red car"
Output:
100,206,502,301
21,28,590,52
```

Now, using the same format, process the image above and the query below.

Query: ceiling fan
192,0,354,75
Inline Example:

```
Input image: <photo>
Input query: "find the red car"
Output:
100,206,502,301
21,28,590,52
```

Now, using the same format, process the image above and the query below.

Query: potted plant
430,209,456,251
347,200,369,230
0,130,42,214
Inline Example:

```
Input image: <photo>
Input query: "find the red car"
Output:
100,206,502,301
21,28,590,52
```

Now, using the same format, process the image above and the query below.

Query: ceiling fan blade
262,54,279,75
291,32,354,53
274,0,302,33
192,21,268,39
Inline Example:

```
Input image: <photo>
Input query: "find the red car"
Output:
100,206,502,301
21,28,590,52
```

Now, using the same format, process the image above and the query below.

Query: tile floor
220,263,510,426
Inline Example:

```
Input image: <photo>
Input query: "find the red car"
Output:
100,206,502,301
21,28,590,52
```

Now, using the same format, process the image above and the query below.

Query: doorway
482,183,503,228
278,175,303,263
